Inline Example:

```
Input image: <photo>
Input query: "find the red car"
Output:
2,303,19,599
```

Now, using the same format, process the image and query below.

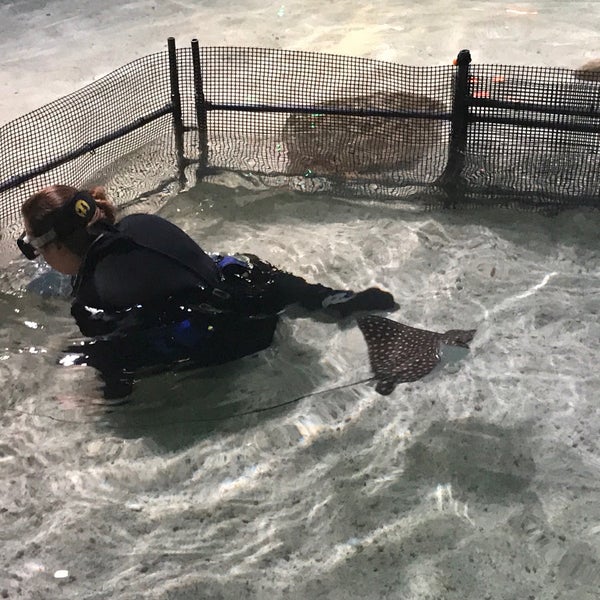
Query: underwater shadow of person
404,417,536,503
92,318,328,451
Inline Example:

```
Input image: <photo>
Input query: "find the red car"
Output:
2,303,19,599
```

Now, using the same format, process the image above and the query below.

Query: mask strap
24,229,57,249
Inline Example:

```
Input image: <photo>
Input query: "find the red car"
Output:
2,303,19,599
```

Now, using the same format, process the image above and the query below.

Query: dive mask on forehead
17,190,97,260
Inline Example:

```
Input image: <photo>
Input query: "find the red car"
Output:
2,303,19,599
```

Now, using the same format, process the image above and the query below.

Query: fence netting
0,50,180,232
1,43,599,236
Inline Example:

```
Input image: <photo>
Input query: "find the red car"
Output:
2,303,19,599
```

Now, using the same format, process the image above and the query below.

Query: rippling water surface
3,0,600,598
2,180,600,599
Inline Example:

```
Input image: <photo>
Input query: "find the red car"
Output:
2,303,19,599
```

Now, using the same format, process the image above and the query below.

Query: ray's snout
441,329,477,348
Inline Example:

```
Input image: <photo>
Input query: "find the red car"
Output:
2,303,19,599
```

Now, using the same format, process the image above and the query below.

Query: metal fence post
191,39,209,176
439,49,472,200
167,37,187,187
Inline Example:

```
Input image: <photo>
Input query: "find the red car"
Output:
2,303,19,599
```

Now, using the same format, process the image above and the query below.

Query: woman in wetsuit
18,185,395,395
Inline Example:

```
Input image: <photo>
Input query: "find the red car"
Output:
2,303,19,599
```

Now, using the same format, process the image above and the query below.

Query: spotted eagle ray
357,315,476,395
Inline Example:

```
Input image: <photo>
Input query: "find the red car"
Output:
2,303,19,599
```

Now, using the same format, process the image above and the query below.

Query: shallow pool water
2,180,600,599
3,0,600,598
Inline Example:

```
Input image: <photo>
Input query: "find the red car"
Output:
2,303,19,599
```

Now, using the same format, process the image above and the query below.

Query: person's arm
71,302,122,337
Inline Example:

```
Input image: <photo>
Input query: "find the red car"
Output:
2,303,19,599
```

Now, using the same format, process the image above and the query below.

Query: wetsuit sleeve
71,302,123,337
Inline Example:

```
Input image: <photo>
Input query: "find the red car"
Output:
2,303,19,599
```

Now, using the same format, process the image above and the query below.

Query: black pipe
191,39,209,174
167,37,187,186
472,97,600,120
207,103,452,121
470,112,600,134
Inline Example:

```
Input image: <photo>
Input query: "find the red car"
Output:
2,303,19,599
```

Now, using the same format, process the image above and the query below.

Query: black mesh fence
1,41,599,234
458,62,600,208
0,47,183,230
198,46,453,200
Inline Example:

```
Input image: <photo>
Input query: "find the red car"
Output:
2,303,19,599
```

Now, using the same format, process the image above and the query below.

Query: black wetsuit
73,214,223,314
66,213,350,396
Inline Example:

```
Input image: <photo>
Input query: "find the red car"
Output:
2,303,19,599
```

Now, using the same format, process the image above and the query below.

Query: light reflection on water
2,181,600,598
3,0,600,594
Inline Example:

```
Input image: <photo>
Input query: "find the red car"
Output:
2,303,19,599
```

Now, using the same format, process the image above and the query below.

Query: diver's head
19,185,116,275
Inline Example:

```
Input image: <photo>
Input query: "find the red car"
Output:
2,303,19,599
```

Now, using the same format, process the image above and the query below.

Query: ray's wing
357,315,476,395
357,315,443,394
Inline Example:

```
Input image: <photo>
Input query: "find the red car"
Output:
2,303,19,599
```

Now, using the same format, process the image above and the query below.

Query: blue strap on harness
216,255,250,271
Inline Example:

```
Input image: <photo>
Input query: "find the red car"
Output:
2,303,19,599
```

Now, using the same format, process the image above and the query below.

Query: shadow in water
306,417,538,551
146,416,545,600
403,418,536,503
91,318,331,451
284,418,541,599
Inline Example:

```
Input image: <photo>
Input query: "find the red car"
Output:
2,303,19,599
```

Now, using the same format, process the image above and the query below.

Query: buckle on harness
212,288,231,300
